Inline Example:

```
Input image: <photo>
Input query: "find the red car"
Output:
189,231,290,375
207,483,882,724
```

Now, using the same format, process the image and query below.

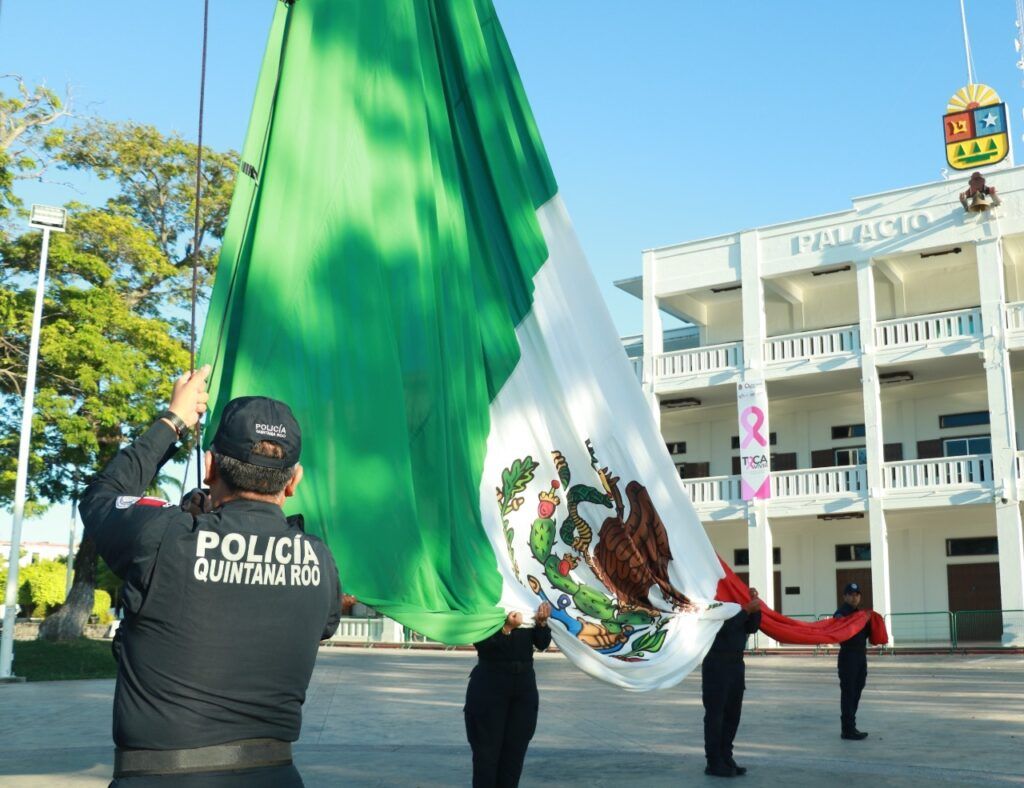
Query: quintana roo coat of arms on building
942,83,1010,170
495,440,705,662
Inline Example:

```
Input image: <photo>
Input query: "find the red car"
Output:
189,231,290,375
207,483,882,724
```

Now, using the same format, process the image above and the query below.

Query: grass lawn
12,638,117,681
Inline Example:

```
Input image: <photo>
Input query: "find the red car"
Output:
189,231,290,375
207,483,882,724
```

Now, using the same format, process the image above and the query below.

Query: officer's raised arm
79,366,210,578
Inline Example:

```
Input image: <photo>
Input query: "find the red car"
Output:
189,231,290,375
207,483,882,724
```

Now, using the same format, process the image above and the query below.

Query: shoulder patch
116,495,172,509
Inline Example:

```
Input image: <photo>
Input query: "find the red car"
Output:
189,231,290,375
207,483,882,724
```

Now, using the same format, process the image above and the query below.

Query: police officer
464,602,552,787
80,366,342,786
835,582,870,740
702,589,762,778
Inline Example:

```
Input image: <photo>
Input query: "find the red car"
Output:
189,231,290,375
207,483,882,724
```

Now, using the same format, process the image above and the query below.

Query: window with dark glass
945,537,998,556
831,424,866,439
943,435,991,456
733,548,780,566
666,441,686,455
939,411,990,429
835,543,871,562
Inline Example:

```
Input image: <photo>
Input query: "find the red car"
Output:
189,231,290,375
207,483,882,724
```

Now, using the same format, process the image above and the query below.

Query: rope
190,0,210,488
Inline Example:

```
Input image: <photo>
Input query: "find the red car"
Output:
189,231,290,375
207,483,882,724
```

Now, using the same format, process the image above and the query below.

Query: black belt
478,659,534,674
114,738,292,777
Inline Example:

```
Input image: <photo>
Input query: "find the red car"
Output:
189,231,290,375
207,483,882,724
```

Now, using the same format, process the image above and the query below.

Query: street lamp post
0,205,67,681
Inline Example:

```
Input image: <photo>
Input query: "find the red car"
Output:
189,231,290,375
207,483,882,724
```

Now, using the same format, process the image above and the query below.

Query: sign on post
737,381,771,501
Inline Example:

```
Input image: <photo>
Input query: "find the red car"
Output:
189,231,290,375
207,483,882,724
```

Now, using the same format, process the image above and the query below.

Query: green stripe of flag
199,0,558,642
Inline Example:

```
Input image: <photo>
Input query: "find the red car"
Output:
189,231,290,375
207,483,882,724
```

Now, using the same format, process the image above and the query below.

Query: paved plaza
0,648,1022,786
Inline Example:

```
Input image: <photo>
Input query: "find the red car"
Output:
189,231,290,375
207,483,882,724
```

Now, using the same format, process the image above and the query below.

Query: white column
976,238,1024,644
856,259,894,643
642,250,663,426
737,230,775,620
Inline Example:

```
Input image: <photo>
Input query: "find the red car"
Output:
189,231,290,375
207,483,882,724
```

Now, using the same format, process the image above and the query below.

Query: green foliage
92,589,113,624
17,559,67,617
12,638,117,681
0,76,70,229
0,117,237,509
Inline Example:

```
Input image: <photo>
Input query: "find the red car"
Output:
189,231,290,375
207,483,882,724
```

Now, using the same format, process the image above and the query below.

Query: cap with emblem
843,582,861,595
211,396,301,468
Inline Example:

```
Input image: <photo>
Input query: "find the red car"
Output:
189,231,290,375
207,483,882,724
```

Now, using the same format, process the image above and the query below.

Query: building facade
619,166,1024,645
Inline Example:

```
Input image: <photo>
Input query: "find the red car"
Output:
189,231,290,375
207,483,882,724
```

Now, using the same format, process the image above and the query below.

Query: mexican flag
199,0,736,690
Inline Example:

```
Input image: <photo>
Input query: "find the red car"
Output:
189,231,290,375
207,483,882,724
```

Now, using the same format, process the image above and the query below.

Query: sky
3,0,1024,541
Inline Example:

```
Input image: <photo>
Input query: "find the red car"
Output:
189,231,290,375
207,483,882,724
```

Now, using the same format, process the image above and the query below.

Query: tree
0,118,237,640
0,75,72,232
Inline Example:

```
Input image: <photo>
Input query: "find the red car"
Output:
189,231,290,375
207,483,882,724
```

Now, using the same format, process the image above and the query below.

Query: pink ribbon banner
737,381,771,500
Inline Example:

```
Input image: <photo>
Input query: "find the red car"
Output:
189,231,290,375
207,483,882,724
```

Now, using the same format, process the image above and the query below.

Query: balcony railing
875,307,982,349
683,465,865,505
771,465,867,498
883,454,993,491
653,342,742,379
683,456,995,508
1006,301,1024,332
764,325,859,364
683,475,743,505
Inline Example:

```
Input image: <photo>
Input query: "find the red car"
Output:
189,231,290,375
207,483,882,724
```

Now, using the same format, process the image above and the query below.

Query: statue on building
959,171,1001,213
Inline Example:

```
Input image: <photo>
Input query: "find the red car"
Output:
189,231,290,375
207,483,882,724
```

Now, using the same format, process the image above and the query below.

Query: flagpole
960,0,976,85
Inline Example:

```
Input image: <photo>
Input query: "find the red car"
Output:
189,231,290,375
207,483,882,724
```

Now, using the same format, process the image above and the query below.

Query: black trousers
838,650,868,730
109,763,303,787
464,662,539,788
702,657,745,765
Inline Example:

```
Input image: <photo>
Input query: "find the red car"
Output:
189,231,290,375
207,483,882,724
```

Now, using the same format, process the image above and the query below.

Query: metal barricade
953,609,1024,646
884,611,955,649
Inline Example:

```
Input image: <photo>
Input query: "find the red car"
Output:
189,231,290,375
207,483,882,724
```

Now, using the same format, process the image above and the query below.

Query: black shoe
704,762,737,777
725,758,747,776
841,729,869,740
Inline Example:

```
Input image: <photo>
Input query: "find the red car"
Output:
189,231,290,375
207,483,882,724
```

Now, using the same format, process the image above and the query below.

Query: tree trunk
37,535,97,641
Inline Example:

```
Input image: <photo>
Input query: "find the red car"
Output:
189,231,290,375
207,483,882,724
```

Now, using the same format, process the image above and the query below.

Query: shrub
92,589,113,625
17,560,68,618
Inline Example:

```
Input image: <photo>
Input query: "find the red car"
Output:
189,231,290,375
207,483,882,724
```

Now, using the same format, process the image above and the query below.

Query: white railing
883,454,993,490
771,465,867,498
329,617,384,643
875,307,982,349
682,475,743,504
1005,301,1024,332
654,342,743,378
764,325,859,363
683,466,865,505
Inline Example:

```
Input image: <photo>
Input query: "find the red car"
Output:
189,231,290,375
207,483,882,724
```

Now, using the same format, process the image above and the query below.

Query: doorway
835,568,873,611
947,562,1002,642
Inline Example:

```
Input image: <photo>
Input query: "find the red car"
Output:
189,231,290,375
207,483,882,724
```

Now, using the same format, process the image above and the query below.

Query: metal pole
960,0,976,86
1,227,51,679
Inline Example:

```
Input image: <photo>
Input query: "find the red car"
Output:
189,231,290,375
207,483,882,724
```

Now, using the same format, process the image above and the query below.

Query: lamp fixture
817,513,865,521
710,284,741,293
879,371,914,384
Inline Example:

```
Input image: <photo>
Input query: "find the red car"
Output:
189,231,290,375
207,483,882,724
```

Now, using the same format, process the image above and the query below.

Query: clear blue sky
3,0,1023,539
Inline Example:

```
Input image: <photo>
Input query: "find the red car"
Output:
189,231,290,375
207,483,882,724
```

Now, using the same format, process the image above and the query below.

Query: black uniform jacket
80,421,342,751
706,609,762,659
473,625,552,662
834,603,869,653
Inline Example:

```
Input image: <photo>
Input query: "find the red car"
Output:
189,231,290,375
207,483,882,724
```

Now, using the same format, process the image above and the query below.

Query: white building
618,166,1024,646
0,540,76,567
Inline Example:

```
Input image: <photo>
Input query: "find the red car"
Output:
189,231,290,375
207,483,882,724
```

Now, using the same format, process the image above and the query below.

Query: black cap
211,396,301,469
844,582,861,595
